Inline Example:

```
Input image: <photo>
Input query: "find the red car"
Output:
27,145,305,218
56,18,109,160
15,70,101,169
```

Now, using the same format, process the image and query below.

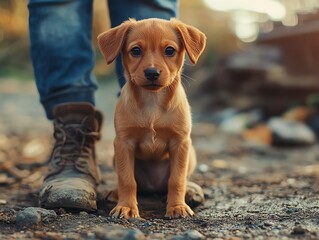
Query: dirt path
1,80,319,239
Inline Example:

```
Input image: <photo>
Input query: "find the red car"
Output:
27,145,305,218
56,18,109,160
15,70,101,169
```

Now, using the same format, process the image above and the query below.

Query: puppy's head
98,18,206,91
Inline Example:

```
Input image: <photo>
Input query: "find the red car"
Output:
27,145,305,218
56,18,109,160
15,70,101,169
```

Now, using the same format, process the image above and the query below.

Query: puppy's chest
136,129,166,157
135,119,170,159
134,111,174,160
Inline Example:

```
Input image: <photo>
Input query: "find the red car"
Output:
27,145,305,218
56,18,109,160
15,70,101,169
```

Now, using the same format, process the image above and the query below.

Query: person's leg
28,0,97,119
28,0,101,211
107,0,179,87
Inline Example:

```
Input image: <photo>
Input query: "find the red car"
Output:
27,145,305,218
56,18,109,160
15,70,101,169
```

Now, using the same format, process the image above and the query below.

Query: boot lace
52,122,100,166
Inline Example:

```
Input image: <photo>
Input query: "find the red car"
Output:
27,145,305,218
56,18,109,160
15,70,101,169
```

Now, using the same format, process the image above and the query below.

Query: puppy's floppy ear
172,19,206,64
97,19,135,64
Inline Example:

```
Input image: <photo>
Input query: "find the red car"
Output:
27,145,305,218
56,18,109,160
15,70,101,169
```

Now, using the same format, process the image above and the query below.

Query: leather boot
39,103,103,211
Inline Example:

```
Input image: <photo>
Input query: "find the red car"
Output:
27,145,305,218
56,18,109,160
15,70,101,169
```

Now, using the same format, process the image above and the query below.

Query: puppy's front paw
110,205,140,219
165,204,194,219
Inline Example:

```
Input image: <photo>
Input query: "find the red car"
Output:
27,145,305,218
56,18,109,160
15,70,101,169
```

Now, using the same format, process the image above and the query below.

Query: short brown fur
98,18,206,219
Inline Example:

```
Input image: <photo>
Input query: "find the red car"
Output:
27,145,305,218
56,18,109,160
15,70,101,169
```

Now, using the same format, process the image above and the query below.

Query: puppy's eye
164,47,176,57
131,47,142,57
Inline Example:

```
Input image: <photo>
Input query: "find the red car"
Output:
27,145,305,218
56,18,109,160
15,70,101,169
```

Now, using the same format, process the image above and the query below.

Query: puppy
98,18,206,219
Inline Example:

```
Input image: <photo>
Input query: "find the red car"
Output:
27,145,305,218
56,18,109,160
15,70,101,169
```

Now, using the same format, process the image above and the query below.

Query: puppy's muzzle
144,67,160,81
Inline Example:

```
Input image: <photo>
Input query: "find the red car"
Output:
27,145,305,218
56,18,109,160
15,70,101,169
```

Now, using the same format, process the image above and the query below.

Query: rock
79,211,88,216
211,108,239,125
37,208,57,223
269,117,316,146
16,207,57,228
211,159,229,169
263,221,274,227
220,109,263,134
16,207,41,228
292,225,307,235
197,163,209,173
95,224,145,240
185,182,205,207
184,230,205,240
124,229,145,240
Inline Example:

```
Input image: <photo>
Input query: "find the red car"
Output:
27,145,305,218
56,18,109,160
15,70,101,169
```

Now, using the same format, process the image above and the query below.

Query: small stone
128,217,146,225
184,230,204,240
220,109,262,134
211,159,229,169
292,225,307,235
0,199,7,205
95,224,145,240
16,207,57,228
286,207,301,214
264,221,274,227
16,208,41,228
35,207,57,223
124,228,145,240
80,211,88,216
198,163,209,173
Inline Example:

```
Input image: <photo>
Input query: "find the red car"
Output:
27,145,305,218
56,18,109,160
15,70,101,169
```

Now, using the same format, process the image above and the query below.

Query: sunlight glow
203,0,286,20
203,0,287,42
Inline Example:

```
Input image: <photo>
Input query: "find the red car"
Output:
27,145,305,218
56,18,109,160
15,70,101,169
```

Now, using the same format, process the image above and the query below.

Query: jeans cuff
42,88,96,120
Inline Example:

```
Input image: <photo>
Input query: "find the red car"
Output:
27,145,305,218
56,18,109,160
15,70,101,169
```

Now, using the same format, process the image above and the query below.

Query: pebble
211,159,229,169
292,225,307,235
95,224,145,240
220,109,263,134
198,163,209,173
16,207,57,228
184,230,205,240
263,221,274,227
79,211,89,216
16,208,41,228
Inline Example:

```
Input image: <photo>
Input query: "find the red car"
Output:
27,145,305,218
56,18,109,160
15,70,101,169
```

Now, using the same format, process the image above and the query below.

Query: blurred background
1,0,319,146
2,2,319,237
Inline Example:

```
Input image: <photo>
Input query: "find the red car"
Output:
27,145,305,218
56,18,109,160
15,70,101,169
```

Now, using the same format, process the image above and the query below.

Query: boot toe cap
40,178,97,211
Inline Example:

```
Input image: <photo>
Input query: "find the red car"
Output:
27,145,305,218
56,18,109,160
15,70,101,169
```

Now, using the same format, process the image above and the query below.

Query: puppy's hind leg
185,145,205,207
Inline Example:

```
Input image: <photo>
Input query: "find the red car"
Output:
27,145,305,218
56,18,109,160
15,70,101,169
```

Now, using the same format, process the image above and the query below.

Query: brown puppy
98,18,206,219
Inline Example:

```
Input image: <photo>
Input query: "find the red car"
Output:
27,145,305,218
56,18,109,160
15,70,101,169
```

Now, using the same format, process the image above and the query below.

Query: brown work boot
39,103,103,211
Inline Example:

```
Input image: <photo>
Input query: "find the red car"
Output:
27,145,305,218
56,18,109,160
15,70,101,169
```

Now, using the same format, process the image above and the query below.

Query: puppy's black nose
144,68,160,81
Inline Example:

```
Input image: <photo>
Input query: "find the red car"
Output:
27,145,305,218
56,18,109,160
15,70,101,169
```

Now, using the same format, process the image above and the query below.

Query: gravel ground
1,79,319,240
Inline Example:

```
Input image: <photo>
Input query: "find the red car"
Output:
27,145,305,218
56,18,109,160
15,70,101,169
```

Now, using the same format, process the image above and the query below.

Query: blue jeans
28,0,178,119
